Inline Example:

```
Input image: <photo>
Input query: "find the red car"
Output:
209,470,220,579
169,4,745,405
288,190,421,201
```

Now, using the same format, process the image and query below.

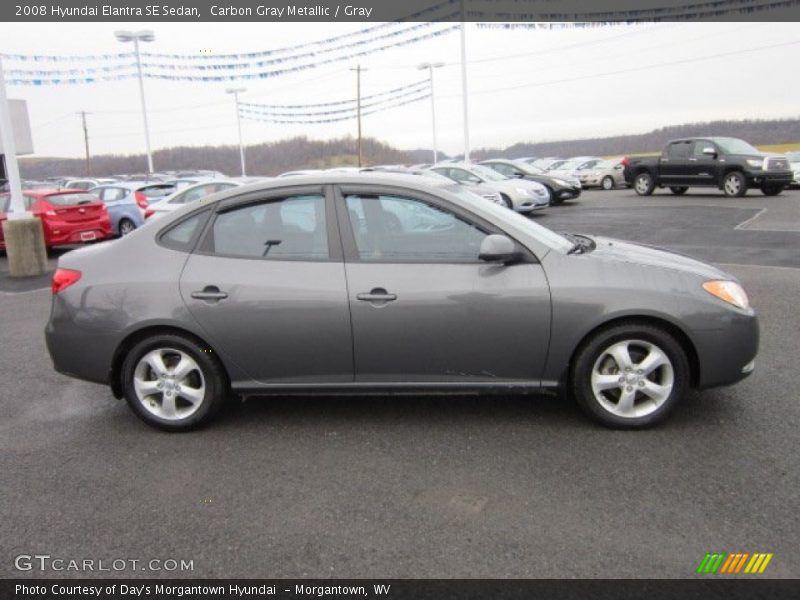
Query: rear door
336,185,551,386
179,185,353,385
659,141,693,185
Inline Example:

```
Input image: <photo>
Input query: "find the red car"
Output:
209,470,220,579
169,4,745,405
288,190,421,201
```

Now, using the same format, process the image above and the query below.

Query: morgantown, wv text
16,583,392,597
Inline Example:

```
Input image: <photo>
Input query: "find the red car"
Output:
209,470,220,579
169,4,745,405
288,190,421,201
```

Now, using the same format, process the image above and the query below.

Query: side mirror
479,234,522,264
702,147,716,157
513,172,525,178
614,164,623,170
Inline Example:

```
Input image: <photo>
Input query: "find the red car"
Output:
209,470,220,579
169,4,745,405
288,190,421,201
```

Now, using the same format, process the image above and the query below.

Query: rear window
140,185,176,198
43,193,96,206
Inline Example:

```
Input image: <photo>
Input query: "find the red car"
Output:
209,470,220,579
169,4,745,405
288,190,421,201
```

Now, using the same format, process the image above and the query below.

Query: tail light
135,191,149,209
621,157,630,167
144,208,154,219
51,268,82,294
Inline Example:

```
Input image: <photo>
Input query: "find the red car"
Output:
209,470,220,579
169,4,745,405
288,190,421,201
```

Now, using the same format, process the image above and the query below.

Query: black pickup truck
623,137,793,197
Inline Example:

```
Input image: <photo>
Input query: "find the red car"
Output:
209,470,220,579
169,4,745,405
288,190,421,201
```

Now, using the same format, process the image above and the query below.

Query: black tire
545,186,563,205
500,194,513,209
722,171,747,197
118,218,136,236
570,323,689,429
633,172,655,196
761,185,783,196
601,176,615,191
121,333,228,431
669,186,688,195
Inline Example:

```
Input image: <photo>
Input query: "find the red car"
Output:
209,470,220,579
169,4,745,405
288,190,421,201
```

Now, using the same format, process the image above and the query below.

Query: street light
226,87,247,177
418,62,444,164
115,29,155,173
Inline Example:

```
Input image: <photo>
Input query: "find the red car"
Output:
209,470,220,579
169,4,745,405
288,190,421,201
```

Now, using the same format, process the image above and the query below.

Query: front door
179,188,353,384
337,187,551,385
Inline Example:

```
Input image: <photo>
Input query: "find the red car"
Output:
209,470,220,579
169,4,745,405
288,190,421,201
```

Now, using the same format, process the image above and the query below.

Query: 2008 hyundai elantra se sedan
45,173,758,431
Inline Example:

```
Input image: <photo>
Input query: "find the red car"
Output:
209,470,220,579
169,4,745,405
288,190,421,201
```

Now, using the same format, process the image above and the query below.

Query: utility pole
78,111,91,176
349,64,367,167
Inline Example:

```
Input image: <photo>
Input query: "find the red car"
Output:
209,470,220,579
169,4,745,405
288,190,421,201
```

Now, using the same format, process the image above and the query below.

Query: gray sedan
45,174,758,431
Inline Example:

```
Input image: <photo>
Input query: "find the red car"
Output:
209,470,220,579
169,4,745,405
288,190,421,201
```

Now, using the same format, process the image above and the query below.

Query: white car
146,180,242,220
430,163,551,212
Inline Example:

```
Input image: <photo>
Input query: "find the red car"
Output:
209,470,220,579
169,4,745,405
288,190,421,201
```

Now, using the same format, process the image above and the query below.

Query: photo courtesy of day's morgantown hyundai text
45,173,758,431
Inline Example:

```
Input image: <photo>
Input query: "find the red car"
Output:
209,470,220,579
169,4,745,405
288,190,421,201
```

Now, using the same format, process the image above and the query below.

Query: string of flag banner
238,79,430,111
3,25,460,85
4,21,453,79
239,92,432,124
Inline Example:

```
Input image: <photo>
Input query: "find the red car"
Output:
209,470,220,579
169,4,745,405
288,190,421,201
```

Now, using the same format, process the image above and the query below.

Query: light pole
459,0,470,162
226,87,247,177
115,29,155,173
418,62,444,164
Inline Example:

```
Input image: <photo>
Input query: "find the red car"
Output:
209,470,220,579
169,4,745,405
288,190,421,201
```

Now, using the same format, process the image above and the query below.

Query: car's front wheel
571,323,689,428
723,171,747,197
121,333,227,431
761,185,783,196
633,172,655,196
499,194,513,209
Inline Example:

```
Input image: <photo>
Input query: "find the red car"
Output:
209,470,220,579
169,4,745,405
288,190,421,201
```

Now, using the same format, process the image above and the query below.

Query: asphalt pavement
1,187,798,579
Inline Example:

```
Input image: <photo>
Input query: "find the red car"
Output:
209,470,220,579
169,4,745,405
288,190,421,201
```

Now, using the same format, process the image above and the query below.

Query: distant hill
470,118,800,160
17,118,800,179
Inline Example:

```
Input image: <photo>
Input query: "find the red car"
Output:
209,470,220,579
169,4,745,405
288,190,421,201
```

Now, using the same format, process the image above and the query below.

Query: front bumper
694,310,759,389
516,199,550,213
744,170,793,188
553,185,582,199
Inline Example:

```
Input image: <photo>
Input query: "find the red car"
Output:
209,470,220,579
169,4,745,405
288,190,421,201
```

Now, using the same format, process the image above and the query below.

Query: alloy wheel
133,348,206,420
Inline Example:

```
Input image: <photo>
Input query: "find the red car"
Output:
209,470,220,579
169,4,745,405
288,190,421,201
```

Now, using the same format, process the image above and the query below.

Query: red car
0,189,112,249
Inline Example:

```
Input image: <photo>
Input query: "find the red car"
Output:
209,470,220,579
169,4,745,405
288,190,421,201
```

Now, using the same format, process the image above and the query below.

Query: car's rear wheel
601,176,615,191
500,194,513,209
121,333,227,431
669,186,688,195
571,323,689,428
723,171,747,197
633,172,655,196
118,218,136,236
761,185,783,196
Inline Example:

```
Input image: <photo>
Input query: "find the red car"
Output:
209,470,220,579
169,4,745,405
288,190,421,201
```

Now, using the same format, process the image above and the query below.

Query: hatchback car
89,183,159,236
1,189,112,248
45,174,758,431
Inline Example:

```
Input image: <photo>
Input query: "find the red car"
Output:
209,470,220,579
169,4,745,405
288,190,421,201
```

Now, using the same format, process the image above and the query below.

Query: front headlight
746,159,763,169
702,280,750,310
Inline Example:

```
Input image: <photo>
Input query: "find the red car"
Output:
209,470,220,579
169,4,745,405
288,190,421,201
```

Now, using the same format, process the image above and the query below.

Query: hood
585,235,730,280
491,178,547,194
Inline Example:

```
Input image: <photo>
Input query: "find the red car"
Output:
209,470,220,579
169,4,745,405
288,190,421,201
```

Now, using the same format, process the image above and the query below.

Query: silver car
579,159,629,190
46,174,758,431
146,180,243,220
430,163,551,212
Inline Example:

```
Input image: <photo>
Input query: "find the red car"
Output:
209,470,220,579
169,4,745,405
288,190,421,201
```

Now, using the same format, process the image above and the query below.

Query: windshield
43,192,96,206
594,159,618,169
713,138,761,155
444,185,573,252
470,164,507,181
512,160,544,174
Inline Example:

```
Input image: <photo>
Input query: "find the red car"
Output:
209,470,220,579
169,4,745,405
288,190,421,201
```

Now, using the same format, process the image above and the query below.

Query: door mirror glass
479,234,521,264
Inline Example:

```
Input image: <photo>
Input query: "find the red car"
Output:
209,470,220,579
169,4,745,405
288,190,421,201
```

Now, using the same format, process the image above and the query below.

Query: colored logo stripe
696,552,773,574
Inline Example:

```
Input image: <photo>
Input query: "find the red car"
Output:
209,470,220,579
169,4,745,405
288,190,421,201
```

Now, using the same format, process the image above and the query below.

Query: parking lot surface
1,188,798,578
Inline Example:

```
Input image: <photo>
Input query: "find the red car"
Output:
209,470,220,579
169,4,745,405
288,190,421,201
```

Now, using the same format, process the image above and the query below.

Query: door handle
191,286,228,301
357,288,397,303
